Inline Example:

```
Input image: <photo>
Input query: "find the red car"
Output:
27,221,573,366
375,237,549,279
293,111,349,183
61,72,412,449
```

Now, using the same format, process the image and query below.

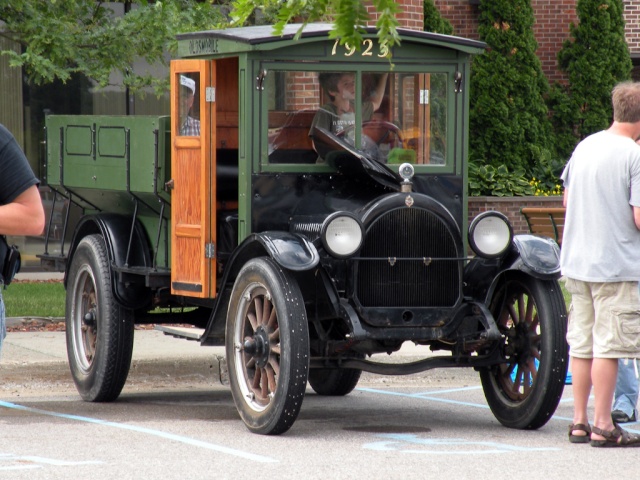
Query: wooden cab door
170,59,217,298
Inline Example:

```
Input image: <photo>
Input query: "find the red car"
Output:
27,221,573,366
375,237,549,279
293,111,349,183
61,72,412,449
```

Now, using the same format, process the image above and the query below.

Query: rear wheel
226,257,309,435
66,234,134,402
480,273,568,429
308,367,362,396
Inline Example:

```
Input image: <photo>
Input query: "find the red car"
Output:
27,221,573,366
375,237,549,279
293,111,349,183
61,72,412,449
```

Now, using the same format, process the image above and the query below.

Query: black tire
66,234,134,402
225,257,309,435
309,356,363,396
308,369,362,396
480,273,568,430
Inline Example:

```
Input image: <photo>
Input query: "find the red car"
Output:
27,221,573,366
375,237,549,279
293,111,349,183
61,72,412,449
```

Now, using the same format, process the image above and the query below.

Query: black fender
509,234,561,277
464,234,561,304
65,213,153,310
200,231,320,345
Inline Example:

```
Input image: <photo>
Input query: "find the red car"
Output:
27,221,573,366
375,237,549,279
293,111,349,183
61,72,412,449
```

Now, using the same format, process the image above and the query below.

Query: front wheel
480,273,568,429
226,257,309,435
66,234,134,402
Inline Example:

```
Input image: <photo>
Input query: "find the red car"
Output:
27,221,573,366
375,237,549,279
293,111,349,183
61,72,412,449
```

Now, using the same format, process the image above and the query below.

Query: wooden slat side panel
173,148,203,287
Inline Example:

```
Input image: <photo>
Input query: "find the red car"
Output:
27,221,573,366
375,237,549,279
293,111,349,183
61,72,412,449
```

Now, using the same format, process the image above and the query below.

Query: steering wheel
363,120,404,148
309,125,401,190
337,120,403,148
335,120,404,163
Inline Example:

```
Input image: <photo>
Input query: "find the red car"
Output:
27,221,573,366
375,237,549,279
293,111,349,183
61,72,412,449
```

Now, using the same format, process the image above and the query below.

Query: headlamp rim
468,211,513,258
320,212,364,258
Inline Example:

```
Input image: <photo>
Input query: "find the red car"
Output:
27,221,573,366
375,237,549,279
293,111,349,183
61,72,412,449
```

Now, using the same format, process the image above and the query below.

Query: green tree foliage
423,0,453,35
0,0,227,93
469,0,553,178
230,0,402,55
1,0,404,92
549,0,632,159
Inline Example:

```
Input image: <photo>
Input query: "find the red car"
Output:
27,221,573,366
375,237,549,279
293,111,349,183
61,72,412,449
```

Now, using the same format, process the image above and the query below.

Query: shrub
469,0,553,178
468,162,534,197
549,0,632,159
424,0,454,34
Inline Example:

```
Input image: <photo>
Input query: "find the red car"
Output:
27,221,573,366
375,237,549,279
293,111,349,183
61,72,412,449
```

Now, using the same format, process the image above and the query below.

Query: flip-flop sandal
568,423,591,444
590,423,640,448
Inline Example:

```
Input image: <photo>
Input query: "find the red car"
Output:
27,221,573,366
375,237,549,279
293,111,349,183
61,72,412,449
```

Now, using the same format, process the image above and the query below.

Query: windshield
266,70,448,167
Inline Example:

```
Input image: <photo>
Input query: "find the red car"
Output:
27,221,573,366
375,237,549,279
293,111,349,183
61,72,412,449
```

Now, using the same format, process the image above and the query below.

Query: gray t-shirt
560,130,640,282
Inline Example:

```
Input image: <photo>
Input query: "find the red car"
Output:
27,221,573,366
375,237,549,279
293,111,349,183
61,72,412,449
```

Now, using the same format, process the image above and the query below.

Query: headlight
468,211,513,258
321,213,364,258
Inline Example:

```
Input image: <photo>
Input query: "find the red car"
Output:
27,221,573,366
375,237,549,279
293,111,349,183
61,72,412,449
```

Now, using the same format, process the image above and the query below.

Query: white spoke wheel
226,257,309,435
66,234,134,402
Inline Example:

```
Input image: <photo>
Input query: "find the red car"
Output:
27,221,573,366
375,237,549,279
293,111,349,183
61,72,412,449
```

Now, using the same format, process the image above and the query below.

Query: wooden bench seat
520,207,566,246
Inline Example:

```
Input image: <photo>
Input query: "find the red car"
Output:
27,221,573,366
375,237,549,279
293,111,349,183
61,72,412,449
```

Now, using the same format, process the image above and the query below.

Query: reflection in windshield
266,70,447,166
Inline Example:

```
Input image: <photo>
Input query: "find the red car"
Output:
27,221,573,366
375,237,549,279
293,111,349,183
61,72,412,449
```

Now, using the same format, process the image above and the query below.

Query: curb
1,355,228,386
6,317,64,328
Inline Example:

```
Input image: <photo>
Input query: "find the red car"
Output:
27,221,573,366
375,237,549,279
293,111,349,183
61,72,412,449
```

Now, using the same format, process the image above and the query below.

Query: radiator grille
356,208,460,307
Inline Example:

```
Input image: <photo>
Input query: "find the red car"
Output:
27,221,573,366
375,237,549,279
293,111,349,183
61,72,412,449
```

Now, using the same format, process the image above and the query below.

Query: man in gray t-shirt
561,81,640,447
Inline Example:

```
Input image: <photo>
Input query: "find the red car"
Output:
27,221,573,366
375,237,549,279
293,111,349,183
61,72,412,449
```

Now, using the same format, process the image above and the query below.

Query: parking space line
0,401,277,464
412,386,483,396
358,387,640,434
357,387,490,409
0,453,103,471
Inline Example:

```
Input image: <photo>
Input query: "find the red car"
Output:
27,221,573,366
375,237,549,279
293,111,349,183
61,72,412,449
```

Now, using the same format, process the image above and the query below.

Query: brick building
432,0,640,82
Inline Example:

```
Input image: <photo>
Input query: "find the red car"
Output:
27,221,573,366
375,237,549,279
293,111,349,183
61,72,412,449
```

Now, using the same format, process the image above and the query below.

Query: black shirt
0,124,39,204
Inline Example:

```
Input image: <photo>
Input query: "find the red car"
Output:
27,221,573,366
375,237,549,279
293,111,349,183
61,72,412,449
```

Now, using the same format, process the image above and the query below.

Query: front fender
464,234,561,303
200,231,320,345
254,231,320,271
510,234,561,277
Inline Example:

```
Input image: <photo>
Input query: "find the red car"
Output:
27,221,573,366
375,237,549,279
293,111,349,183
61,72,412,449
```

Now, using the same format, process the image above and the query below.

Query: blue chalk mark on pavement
0,401,277,464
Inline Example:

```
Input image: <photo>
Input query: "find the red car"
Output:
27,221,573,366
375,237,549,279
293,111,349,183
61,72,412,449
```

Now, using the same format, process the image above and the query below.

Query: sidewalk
2,329,228,383
3,270,229,382
1,271,450,385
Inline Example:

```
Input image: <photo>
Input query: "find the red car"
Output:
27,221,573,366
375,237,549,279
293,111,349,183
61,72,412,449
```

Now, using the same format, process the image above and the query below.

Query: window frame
258,62,459,175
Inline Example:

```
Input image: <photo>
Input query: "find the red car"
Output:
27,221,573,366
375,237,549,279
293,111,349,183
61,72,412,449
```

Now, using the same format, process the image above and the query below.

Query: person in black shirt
0,124,45,357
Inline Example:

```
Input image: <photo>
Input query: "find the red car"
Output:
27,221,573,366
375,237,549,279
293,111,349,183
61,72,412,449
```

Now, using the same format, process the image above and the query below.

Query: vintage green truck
40,24,568,435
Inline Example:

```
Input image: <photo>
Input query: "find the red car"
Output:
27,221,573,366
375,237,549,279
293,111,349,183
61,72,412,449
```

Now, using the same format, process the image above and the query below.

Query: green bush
549,0,632,159
468,163,534,197
529,148,564,194
469,0,553,178
424,0,454,34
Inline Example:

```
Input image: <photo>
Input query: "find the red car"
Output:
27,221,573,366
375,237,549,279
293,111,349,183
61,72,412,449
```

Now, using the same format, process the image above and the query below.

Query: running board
155,325,205,341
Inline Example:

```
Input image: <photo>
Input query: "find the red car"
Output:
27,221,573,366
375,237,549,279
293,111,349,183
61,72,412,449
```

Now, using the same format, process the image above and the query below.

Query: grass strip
3,280,65,318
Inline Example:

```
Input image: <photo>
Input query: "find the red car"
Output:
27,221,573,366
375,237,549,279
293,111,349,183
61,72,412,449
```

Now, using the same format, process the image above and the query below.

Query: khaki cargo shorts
565,278,640,359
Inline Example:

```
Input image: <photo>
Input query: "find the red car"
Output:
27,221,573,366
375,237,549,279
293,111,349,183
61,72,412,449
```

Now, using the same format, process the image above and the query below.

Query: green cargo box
45,115,171,215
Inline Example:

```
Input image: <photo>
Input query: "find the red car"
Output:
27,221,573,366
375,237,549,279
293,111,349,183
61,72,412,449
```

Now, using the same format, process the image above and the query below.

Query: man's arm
369,73,389,111
634,205,640,230
0,185,45,236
